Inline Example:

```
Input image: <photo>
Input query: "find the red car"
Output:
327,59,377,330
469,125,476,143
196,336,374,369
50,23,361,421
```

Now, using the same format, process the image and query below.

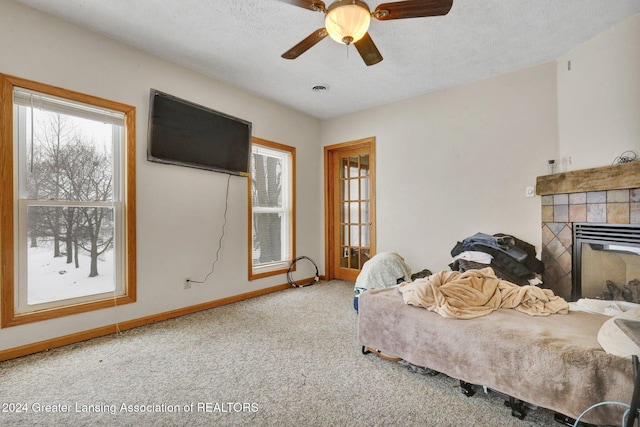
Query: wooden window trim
0,74,136,328
247,137,296,281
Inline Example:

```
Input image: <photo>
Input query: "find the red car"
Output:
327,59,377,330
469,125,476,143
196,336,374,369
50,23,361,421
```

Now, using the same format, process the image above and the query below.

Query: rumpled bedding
354,252,412,293
357,287,631,424
398,267,568,319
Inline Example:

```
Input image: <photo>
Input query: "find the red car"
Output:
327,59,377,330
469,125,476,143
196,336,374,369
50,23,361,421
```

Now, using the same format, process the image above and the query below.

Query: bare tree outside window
2,74,136,327
252,152,283,264
23,108,117,304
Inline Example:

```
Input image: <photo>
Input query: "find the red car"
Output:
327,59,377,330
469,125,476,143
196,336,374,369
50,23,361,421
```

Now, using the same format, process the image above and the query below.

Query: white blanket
355,252,411,293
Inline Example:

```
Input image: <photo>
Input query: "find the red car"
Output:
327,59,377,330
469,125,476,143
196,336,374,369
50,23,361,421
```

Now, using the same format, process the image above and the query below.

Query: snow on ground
27,246,115,304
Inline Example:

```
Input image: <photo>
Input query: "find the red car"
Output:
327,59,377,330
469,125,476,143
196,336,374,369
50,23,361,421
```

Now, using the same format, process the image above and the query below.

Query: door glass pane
360,202,370,224
360,248,370,269
27,205,115,305
350,179,359,201
360,155,369,177
340,247,349,267
360,179,369,201
349,202,358,224
349,156,358,178
350,225,359,246
341,225,348,246
361,225,370,247
350,248,360,269
341,179,348,202
340,158,349,179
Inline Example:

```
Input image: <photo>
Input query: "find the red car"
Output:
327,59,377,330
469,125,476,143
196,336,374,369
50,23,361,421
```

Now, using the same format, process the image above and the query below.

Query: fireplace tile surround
536,162,640,300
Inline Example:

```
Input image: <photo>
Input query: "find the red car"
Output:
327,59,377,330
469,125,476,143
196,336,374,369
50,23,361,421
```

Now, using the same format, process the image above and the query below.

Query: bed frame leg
505,396,527,420
459,380,475,397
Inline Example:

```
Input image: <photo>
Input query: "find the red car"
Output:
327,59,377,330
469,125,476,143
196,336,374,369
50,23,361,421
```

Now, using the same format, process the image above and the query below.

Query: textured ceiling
13,0,640,119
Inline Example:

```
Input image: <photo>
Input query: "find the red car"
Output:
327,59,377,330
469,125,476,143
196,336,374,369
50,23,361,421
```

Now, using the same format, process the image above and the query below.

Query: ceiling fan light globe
325,2,371,45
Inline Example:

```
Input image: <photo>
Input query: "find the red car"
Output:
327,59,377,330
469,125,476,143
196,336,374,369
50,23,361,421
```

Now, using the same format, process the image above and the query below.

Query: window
248,137,295,279
0,74,136,327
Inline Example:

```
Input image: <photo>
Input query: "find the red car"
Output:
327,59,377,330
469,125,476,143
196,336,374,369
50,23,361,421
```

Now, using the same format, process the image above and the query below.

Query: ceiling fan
280,0,454,66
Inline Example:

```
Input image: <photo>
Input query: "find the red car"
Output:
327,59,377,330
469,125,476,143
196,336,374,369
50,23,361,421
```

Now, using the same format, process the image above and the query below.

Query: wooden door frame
324,137,376,280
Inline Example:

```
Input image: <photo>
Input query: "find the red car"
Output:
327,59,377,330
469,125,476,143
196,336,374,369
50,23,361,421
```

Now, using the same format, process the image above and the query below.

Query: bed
357,285,635,425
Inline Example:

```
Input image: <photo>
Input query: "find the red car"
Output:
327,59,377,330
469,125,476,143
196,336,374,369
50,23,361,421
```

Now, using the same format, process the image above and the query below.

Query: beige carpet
0,280,561,426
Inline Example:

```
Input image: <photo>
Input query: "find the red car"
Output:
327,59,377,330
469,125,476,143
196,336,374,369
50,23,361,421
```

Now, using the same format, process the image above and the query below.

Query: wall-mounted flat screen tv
147,89,252,176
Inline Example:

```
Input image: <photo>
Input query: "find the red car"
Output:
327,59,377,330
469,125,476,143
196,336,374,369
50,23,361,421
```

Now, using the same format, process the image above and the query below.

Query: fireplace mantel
537,161,640,301
536,161,640,196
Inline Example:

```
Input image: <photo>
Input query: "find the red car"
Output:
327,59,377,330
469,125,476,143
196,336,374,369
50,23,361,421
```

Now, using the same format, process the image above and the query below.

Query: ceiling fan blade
279,0,326,12
281,28,329,60
373,0,453,20
354,33,383,66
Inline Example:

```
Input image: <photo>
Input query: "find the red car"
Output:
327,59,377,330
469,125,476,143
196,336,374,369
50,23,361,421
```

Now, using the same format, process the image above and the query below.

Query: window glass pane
14,88,125,126
252,152,282,208
20,99,118,203
27,205,115,305
252,212,283,265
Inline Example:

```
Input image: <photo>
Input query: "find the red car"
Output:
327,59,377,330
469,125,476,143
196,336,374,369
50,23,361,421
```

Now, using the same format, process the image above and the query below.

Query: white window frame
248,137,295,280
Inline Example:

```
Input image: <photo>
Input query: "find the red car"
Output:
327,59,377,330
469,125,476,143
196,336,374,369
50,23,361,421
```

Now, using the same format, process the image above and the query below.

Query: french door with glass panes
325,138,375,282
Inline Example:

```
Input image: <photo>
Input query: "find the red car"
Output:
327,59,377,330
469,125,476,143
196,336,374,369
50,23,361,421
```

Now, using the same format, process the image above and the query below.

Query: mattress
357,286,634,425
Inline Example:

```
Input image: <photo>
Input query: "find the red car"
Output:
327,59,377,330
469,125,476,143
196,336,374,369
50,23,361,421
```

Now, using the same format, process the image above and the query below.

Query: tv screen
147,89,252,176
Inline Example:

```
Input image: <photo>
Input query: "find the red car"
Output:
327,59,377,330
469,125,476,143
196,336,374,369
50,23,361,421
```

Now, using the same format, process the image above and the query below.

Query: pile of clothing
449,232,544,286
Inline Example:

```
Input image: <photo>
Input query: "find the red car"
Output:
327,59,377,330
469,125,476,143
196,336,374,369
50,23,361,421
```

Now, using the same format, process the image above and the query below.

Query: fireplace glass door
573,223,640,301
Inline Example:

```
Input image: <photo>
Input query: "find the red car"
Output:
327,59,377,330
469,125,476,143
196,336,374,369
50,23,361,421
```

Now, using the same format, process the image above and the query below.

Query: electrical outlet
184,277,191,289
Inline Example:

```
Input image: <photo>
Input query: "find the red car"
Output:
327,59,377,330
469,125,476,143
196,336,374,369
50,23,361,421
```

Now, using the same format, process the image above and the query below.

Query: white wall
321,63,559,273
557,12,640,171
2,0,638,354
0,0,323,350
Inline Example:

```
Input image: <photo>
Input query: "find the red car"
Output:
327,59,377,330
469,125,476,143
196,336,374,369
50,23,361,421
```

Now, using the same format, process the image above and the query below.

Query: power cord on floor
188,173,231,286
571,401,632,427
287,256,319,287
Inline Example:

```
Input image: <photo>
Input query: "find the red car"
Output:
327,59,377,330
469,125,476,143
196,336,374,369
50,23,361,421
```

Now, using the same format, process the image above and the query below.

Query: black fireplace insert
572,223,640,301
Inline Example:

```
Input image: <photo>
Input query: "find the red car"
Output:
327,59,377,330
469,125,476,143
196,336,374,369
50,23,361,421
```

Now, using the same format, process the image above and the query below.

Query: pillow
597,307,640,357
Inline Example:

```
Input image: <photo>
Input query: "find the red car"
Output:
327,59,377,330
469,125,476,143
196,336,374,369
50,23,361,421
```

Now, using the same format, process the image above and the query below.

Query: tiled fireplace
537,162,640,301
